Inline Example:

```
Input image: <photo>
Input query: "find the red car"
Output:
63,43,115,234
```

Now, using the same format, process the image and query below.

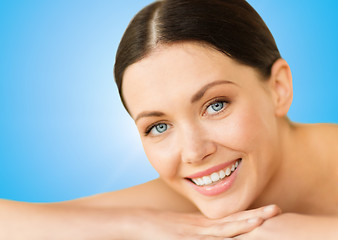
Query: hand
234,213,338,240
126,205,281,240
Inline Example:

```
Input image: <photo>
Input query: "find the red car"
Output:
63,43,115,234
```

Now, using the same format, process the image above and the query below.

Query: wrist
95,208,148,240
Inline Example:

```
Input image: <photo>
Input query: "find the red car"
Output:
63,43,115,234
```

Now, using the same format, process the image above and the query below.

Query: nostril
180,131,217,164
201,152,213,161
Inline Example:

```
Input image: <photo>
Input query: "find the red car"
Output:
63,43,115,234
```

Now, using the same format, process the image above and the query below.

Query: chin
194,188,256,219
198,204,239,219
194,198,243,219
201,209,229,219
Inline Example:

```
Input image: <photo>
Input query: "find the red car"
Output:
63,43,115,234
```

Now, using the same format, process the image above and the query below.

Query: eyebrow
135,80,234,122
135,111,165,122
190,80,234,103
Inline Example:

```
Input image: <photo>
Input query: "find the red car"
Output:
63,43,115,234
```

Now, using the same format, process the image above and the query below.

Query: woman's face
122,42,281,218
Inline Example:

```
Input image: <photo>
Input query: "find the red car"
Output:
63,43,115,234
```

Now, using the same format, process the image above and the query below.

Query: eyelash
203,97,230,116
144,121,166,136
143,97,230,136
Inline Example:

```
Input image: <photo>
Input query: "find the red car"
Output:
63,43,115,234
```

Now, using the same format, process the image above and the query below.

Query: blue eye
206,101,226,115
147,123,169,136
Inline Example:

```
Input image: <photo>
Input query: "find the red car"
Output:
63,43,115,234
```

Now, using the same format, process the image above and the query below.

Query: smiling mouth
187,159,242,186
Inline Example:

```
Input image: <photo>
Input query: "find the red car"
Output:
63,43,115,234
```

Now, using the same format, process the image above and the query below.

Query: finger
194,236,228,240
221,204,281,222
197,217,264,237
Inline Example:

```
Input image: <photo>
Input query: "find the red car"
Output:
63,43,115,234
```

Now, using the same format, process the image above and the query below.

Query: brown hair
114,0,281,110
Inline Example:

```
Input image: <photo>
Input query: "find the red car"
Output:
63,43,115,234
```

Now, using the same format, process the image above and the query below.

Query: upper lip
185,158,241,179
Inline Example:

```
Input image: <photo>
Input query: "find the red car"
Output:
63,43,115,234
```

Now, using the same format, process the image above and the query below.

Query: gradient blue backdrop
1,1,337,202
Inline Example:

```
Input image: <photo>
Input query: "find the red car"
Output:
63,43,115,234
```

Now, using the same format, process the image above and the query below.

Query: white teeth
202,176,212,185
225,167,231,176
190,159,241,186
219,170,226,179
197,178,204,186
192,179,199,185
211,172,220,182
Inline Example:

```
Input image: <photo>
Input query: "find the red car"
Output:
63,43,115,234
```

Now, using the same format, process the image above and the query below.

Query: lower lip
186,160,241,196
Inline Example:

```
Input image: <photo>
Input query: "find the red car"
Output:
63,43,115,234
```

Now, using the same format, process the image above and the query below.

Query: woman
1,0,337,239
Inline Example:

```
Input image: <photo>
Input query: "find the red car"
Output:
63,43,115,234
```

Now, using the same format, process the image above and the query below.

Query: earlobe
269,58,293,117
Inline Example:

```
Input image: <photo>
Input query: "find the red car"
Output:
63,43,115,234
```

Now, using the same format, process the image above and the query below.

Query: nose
179,123,216,164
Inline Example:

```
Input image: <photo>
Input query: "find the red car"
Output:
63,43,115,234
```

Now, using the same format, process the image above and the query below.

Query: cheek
143,136,180,179
213,101,276,152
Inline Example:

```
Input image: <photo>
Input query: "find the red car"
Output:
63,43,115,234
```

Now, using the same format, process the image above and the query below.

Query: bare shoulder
314,123,338,136
294,122,338,175
312,123,338,153
296,123,338,152
61,178,198,213
301,122,338,136
301,123,338,168
296,123,338,209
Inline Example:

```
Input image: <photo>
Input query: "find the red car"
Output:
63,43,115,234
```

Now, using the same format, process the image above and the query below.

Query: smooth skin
0,196,280,239
122,42,338,238
1,42,337,239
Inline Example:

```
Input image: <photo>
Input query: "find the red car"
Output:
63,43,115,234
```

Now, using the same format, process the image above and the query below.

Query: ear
268,58,293,117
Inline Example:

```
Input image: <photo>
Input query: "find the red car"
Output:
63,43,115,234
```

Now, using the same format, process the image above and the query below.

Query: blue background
1,1,337,202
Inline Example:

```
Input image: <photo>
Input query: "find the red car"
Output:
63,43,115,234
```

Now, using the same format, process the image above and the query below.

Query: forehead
122,42,260,117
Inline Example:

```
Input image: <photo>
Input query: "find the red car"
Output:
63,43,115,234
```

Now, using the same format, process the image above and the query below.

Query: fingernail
263,205,276,212
247,217,260,224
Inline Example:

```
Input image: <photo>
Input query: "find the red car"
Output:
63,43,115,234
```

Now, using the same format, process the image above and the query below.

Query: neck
249,119,320,213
